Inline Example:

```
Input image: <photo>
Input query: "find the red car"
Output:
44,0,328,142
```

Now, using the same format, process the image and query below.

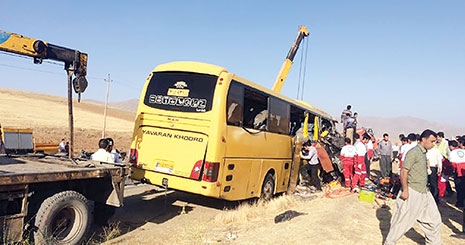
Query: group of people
341,105,358,143
90,138,122,163
397,131,465,208
58,138,70,154
339,133,379,192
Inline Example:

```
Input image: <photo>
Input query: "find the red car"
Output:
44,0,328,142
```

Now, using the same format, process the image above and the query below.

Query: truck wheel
34,191,92,245
261,173,275,201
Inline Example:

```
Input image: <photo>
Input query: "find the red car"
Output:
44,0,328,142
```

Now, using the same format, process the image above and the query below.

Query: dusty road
103,164,465,245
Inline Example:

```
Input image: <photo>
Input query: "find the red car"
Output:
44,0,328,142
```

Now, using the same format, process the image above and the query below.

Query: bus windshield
143,71,217,113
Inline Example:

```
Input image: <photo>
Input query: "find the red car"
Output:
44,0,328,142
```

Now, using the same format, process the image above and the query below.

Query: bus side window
243,88,268,130
268,97,290,135
290,106,305,136
226,81,244,126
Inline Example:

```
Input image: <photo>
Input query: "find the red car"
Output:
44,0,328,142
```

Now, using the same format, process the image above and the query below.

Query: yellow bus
129,61,337,201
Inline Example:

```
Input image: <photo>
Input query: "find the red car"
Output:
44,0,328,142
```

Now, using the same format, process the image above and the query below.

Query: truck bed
0,155,126,185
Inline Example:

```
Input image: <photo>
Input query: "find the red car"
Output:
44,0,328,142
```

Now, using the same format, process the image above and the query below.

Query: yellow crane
272,25,309,93
0,30,89,158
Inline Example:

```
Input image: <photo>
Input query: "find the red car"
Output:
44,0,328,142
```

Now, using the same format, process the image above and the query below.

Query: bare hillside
110,99,139,113
0,88,135,152
358,116,465,140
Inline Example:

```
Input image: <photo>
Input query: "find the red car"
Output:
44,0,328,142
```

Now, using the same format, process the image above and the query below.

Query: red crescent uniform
352,140,367,188
340,144,356,188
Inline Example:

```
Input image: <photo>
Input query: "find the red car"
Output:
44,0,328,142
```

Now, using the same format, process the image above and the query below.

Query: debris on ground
274,210,306,223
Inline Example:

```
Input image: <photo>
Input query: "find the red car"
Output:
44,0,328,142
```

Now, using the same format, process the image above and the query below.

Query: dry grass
215,195,304,226
99,222,122,242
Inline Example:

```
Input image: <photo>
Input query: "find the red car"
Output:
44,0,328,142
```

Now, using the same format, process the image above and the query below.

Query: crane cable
301,37,309,101
296,37,310,100
296,38,305,100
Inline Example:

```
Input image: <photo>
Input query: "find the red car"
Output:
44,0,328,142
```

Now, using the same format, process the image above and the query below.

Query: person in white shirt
340,137,357,188
300,141,321,191
91,139,115,163
106,138,122,163
400,133,418,162
427,145,443,203
59,138,66,153
352,134,369,192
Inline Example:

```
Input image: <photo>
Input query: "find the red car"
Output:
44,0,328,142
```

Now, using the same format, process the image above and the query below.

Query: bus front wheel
261,173,275,201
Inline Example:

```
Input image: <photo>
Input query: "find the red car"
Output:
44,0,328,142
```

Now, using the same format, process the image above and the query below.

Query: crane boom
0,30,88,95
0,30,90,159
272,26,309,93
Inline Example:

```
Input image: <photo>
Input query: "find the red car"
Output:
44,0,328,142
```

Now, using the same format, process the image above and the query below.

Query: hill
110,99,139,113
0,88,135,152
358,116,465,141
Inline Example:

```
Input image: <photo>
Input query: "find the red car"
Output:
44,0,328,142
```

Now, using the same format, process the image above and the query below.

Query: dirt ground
105,161,465,245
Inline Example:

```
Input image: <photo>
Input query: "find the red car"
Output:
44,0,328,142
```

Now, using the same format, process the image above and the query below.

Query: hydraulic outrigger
0,30,89,158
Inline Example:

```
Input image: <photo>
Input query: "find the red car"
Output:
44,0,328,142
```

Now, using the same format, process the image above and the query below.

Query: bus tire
34,190,92,245
261,173,275,201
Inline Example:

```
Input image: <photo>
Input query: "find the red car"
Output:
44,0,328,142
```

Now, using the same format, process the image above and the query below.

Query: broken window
290,106,305,136
226,81,244,126
268,97,290,135
243,88,268,130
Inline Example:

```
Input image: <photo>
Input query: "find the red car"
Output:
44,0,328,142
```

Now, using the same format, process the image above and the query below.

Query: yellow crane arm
272,26,309,93
0,30,88,94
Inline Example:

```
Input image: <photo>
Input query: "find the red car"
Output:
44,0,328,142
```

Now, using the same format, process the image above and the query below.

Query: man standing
352,134,370,192
385,129,441,245
427,143,443,203
344,114,356,143
437,132,449,159
340,137,357,188
379,133,393,178
59,138,66,153
300,141,321,191
449,142,465,208
341,105,352,124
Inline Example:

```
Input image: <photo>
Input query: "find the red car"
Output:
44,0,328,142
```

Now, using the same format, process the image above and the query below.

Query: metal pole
67,69,74,159
102,74,110,138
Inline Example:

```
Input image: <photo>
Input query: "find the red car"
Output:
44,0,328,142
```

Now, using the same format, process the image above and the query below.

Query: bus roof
152,61,337,122
152,61,227,76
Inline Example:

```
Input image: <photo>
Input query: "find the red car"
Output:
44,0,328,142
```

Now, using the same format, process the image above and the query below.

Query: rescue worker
437,132,450,159
352,133,370,192
91,139,115,163
340,137,356,188
449,142,465,208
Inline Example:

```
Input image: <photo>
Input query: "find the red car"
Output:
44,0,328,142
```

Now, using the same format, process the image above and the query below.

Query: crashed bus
129,61,342,201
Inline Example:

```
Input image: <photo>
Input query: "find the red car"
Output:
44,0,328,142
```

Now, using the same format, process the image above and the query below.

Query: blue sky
1,1,464,125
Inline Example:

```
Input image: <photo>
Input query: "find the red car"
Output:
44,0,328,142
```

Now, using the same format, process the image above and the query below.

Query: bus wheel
34,191,92,245
261,173,275,201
